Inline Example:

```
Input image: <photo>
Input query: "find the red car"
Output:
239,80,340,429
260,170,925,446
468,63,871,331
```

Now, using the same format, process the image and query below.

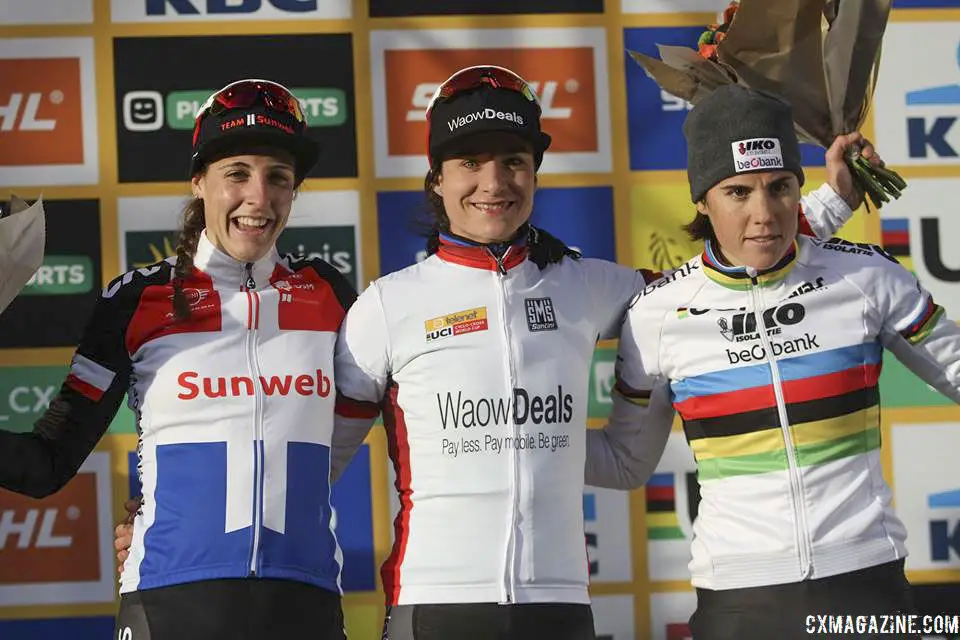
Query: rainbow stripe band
671,343,884,481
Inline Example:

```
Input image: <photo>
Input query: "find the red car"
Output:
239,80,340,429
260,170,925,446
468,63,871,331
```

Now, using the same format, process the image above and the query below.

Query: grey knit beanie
683,84,804,203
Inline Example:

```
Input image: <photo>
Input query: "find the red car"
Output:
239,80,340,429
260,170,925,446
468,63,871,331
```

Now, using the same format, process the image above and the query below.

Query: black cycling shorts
689,559,920,640
114,578,345,640
382,602,596,640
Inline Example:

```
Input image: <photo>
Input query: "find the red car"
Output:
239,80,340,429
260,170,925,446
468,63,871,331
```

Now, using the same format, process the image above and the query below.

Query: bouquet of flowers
629,0,906,209
0,195,45,315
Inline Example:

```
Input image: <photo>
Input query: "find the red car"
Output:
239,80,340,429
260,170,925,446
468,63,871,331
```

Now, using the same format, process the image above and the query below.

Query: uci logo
426,326,453,342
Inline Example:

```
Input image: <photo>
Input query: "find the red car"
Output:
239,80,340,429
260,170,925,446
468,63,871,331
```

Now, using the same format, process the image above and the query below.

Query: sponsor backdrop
1,0,958,637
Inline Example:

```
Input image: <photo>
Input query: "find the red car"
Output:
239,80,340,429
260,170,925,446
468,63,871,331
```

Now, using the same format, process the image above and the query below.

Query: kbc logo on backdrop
892,423,960,571
112,0,350,21
874,25,960,164
371,28,611,177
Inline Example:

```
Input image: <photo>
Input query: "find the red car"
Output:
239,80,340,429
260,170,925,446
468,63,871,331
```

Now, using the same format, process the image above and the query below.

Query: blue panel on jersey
331,444,376,592
260,442,340,590
623,27,825,170
0,616,115,640
377,187,617,276
139,442,250,587
128,450,141,499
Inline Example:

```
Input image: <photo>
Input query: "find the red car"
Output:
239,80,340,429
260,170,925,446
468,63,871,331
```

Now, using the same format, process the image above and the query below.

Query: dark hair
424,162,449,255
171,197,206,321
419,161,578,269
683,211,717,245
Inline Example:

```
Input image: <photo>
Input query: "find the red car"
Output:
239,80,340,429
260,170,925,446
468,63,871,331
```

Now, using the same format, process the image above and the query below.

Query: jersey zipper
494,248,519,604
749,275,813,578
243,262,266,576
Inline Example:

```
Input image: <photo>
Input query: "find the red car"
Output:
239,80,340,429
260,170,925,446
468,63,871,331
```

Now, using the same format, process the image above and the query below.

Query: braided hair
171,198,207,321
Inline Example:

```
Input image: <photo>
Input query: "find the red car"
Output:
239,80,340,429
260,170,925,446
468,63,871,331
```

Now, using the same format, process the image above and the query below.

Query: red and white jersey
0,231,378,595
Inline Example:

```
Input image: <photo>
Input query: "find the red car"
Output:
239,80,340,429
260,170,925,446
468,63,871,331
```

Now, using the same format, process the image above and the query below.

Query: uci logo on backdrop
877,177,960,321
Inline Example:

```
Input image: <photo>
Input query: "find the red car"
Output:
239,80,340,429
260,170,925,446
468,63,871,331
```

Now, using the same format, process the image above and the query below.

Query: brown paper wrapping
629,0,893,149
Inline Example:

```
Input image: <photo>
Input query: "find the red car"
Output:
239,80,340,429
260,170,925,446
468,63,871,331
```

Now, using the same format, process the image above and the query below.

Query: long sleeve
585,381,674,490
0,285,134,498
798,183,854,239
858,254,960,403
585,300,674,490
330,281,392,482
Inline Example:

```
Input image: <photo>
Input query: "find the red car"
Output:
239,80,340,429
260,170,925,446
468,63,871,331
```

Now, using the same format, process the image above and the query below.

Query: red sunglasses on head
202,80,305,122
193,80,305,144
425,65,540,119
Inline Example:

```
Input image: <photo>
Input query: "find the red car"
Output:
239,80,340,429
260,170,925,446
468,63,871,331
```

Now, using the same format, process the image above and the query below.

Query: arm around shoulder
331,282,391,482
585,297,673,490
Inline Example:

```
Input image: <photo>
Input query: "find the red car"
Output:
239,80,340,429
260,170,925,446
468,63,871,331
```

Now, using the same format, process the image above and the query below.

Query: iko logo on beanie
731,138,784,172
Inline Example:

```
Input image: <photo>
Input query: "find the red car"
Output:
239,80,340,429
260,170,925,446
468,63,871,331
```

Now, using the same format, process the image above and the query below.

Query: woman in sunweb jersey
327,65,875,640
0,79,378,640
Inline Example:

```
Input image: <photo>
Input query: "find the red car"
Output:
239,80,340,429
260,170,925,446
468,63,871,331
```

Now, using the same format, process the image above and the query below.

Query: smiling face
697,170,801,270
192,151,296,263
433,131,537,244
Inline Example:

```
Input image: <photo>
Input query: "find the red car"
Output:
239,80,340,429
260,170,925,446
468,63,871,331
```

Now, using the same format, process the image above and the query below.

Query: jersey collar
436,231,529,272
193,230,280,291
701,239,798,290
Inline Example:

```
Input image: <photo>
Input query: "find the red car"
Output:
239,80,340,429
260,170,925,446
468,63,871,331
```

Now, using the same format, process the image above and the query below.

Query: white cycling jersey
333,185,853,606
614,234,960,591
